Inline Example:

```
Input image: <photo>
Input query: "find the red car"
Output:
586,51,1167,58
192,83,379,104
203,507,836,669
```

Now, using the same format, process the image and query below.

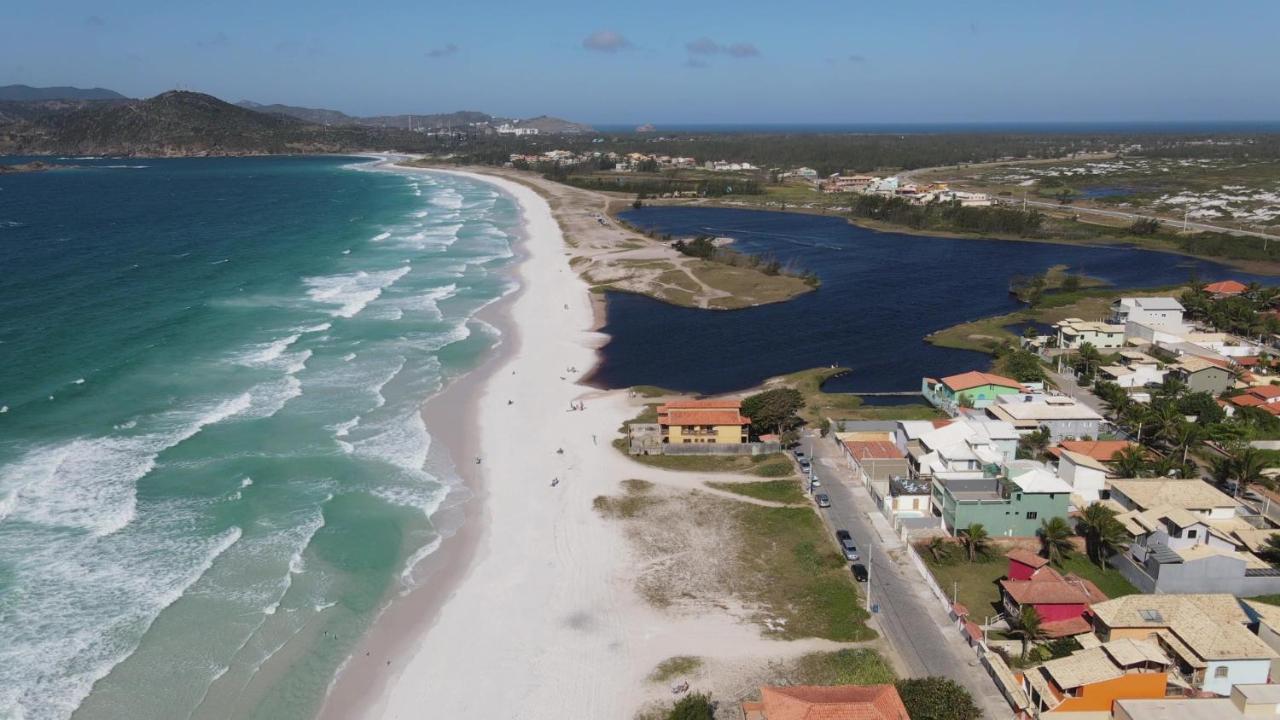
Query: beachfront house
1020,639,1172,717
922,370,1024,414
1111,297,1186,329
656,400,751,445
741,684,910,720
1055,318,1127,350
931,462,1071,537
1088,594,1278,696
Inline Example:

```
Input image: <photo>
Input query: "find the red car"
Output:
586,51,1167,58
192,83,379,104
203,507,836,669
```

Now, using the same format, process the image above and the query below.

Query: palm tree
961,523,991,563
1168,421,1206,465
1018,428,1052,460
1151,402,1187,446
1008,605,1048,662
1039,517,1075,566
926,536,950,563
1077,502,1126,568
1260,534,1280,567
1110,445,1150,478
1234,447,1270,490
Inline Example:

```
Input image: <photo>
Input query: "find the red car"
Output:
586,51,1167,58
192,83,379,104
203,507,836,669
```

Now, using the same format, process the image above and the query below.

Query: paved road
1044,368,1108,415
1000,196,1276,241
802,434,1013,719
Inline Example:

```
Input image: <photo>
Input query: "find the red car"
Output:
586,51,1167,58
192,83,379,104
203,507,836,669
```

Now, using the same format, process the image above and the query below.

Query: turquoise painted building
931,464,1072,537
922,370,1023,414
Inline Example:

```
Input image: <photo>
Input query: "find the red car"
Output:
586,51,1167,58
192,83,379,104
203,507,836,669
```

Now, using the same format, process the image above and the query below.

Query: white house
1056,449,1109,502
1107,479,1242,522
986,394,1104,442
1055,318,1127,349
1111,297,1185,329
1099,350,1168,389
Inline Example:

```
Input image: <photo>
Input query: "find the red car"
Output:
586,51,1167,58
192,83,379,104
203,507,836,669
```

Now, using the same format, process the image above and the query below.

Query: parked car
840,537,860,561
815,493,831,508
851,563,868,582
798,460,811,474
1244,489,1266,504
794,449,807,461
835,529,852,542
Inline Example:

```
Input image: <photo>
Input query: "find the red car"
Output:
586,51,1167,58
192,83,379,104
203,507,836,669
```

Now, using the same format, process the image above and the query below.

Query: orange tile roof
662,408,750,426
1204,280,1248,295
753,684,911,720
1000,567,1108,608
658,399,742,409
843,440,903,460
1006,548,1050,570
1041,616,1094,638
1249,385,1280,399
940,370,1023,392
1050,440,1137,463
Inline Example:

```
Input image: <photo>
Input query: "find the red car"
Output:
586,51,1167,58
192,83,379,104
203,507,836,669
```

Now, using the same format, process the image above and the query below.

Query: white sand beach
318,163,860,720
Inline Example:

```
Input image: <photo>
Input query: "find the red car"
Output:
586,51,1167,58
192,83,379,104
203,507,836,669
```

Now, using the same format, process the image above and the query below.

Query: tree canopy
741,388,805,437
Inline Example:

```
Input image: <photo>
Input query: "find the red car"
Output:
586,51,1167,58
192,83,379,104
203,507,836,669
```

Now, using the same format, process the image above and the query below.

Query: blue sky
4,1,1279,123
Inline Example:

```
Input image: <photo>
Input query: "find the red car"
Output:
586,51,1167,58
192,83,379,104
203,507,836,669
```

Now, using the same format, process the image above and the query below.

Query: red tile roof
843,440,903,461
940,370,1023,392
662,408,750,426
657,399,743,411
752,684,911,720
1041,616,1094,638
1000,567,1108,607
1048,440,1137,463
1249,385,1280,399
1006,549,1050,570
1204,280,1248,295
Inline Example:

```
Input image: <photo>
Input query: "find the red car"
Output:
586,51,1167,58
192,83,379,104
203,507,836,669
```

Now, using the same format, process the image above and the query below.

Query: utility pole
866,555,873,612
1184,209,1189,231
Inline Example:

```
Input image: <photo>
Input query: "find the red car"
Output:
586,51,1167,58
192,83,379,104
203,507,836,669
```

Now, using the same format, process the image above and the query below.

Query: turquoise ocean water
0,156,517,719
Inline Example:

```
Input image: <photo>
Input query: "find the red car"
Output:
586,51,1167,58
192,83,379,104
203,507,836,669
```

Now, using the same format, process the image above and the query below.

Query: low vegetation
594,482,873,641
895,677,983,720
786,648,896,685
705,479,805,504
616,445,796,476
648,656,704,684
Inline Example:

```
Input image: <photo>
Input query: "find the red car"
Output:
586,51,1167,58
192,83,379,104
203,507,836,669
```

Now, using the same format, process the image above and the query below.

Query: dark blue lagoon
592,207,1273,395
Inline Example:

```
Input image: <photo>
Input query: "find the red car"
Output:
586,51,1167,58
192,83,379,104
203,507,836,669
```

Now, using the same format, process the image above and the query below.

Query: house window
1214,666,1229,679
683,439,691,444
1027,511,1038,520
1187,530,1198,539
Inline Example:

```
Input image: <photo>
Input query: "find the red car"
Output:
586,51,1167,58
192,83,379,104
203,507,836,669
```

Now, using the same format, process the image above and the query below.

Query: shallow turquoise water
0,156,517,719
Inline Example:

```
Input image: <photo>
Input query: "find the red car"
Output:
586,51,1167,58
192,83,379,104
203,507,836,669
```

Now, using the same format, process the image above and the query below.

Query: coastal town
612,278,1280,718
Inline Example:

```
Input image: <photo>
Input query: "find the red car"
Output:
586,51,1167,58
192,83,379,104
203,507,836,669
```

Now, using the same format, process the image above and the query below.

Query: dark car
851,563,868,582
835,529,852,543
815,493,831,508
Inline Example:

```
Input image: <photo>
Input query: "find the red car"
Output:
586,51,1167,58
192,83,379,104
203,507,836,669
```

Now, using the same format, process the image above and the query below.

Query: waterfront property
1020,639,1172,717
656,399,751,445
1110,297,1186,329
922,370,1025,413
1204,280,1249,298
741,684,910,720
999,550,1108,637
1088,594,1278,696
931,462,1071,537
1055,318,1126,350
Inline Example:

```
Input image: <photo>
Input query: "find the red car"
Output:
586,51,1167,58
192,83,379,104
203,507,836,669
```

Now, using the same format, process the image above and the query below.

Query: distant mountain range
0,84,129,102
0,88,594,156
236,100,591,134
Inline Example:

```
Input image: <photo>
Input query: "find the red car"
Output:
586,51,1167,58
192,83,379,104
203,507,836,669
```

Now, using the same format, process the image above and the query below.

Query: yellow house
657,400,751,445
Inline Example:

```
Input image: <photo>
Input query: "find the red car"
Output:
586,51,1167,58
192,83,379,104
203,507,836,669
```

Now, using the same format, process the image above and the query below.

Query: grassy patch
785,648,897,685
919,545,1138,618
648,656,703,683
622,451,795,476
737,504,874,640
592,479,657,519
1058,553,1139,598
706,479,805,504
631,385,676,398
845,404,946,421
688,261,815,308
1247,594,1280,607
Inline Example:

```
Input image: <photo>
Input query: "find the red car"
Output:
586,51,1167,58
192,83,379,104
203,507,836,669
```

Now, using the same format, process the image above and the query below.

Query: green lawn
738,504,874,641
1246,594,1280,608
919,545,1137,619
619,449,796,477
706,479,805,504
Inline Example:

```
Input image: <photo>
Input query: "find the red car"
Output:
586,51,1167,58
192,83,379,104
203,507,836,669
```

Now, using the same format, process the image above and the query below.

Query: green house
931,464,1071,537
922,370,1023,413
